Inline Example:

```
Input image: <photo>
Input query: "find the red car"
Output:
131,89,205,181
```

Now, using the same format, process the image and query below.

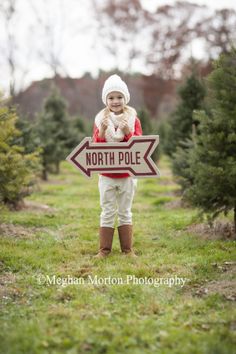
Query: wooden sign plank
66,135,160,178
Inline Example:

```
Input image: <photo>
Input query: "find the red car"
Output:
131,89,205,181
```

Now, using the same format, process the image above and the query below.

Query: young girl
93,74,143,258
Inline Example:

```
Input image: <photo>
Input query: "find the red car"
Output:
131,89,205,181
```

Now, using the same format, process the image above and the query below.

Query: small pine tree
172,138,195,191
137,107,152,135
15,117,41,154
165,72,206,157
137,107,160,162
0,96,40,208
68,115,90,149
37,87,71,180
185,49,236,237
157,119,172,159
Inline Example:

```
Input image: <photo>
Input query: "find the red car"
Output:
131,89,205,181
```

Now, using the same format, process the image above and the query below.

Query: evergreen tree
15,117,40,154
37,87,71,180
68,115,90,149
157,119,172,159
0,96,40,208
172,138,195,191
137,107,159,161
137,107,152,135
185,49,236,237
165,72,206,156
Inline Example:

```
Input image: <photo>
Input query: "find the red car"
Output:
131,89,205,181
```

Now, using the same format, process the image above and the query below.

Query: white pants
98,175,137,228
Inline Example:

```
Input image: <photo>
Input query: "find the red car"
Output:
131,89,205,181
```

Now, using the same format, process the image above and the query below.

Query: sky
1,0,236,95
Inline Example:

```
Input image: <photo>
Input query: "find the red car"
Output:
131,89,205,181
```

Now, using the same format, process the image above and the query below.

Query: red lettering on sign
97,152,103,165
118,152,124,164
136,151,141,165
118,151,141,165
86,151,115,166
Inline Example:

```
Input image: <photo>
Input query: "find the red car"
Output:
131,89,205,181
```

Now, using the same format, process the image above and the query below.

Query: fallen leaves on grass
186,220,235,240
193,279,236,301
23,200,56,213
0,223,37,239
0,272,22,303
0,223,58,239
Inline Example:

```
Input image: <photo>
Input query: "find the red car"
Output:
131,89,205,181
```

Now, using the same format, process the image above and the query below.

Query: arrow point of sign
130,136,160,177
66,138,92,178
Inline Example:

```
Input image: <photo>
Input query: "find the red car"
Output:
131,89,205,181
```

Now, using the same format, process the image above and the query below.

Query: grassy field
0,156,236,354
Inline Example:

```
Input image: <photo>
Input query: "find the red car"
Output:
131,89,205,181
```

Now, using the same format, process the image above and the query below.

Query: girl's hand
98,118,109,138
119,120,130,135
101,118,109,132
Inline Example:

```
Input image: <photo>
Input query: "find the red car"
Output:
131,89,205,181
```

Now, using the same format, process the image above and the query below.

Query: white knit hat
102,74,130,105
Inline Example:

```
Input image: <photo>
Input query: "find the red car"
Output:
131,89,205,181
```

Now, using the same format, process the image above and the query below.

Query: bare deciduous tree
146,2,206,79
0,0,17,96
91,0,151,73
28,0,69,77
195,8,236,57
91,0,236,79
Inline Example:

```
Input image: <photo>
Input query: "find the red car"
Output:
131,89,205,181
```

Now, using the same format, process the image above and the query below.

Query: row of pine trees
0,87,91,208
0,49,235,236
160,49,236,236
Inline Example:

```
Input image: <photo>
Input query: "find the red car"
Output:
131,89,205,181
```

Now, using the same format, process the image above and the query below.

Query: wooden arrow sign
66,135,160,178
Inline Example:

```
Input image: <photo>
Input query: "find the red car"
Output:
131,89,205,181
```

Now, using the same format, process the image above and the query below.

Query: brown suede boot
94,227,114,258
118,224,138,257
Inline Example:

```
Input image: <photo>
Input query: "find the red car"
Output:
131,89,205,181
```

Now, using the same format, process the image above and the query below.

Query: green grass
0,156,236,354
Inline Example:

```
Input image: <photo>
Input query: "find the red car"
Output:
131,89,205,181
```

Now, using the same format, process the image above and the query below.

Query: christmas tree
37,87,71,180
165,72,206,157
0,95,40,208
185,49,236,237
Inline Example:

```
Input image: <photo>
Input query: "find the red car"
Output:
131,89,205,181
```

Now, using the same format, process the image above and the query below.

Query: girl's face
106,91,125,115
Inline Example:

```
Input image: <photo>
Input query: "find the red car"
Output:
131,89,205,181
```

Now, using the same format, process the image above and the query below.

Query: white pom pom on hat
102,74,130,105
